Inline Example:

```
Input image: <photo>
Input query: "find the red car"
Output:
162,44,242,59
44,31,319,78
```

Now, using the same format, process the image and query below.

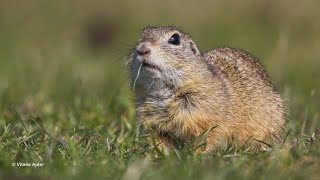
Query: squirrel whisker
147,80,155,91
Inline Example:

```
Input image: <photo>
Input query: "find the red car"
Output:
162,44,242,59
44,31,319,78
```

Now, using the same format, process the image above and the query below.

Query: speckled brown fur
126,26,286,153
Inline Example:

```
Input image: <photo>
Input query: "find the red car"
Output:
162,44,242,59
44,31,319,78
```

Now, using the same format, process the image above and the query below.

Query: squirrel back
204,47,285,147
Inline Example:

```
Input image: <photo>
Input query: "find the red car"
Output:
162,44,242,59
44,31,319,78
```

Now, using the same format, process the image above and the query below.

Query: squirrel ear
189,40,200,55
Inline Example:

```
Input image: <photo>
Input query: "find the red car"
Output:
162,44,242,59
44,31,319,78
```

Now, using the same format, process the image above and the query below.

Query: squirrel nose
137,43,151,56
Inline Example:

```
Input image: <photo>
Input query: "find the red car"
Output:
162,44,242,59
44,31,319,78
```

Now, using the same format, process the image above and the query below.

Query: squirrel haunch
127,26,286,153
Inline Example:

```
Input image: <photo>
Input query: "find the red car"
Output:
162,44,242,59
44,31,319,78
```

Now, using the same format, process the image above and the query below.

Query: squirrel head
128,26,205,92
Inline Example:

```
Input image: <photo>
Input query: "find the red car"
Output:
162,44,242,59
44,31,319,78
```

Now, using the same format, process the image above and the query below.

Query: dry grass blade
133,63,143,92
27,114,57,141
253,139,272,148
10,107,28,133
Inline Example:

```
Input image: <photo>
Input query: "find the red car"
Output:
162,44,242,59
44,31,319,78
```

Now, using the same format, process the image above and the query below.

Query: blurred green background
0,0,319,179
1,0,319,129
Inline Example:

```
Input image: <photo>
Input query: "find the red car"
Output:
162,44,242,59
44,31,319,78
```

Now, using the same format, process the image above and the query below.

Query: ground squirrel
126,26,286,153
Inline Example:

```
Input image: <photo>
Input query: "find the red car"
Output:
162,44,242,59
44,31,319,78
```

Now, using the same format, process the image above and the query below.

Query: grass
0,0,320,179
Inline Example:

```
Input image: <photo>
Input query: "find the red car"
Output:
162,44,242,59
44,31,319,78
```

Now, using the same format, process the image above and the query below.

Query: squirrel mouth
142,62,160,71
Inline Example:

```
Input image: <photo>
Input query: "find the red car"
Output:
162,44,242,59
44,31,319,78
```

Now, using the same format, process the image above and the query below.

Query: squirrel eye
168,33,180,45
